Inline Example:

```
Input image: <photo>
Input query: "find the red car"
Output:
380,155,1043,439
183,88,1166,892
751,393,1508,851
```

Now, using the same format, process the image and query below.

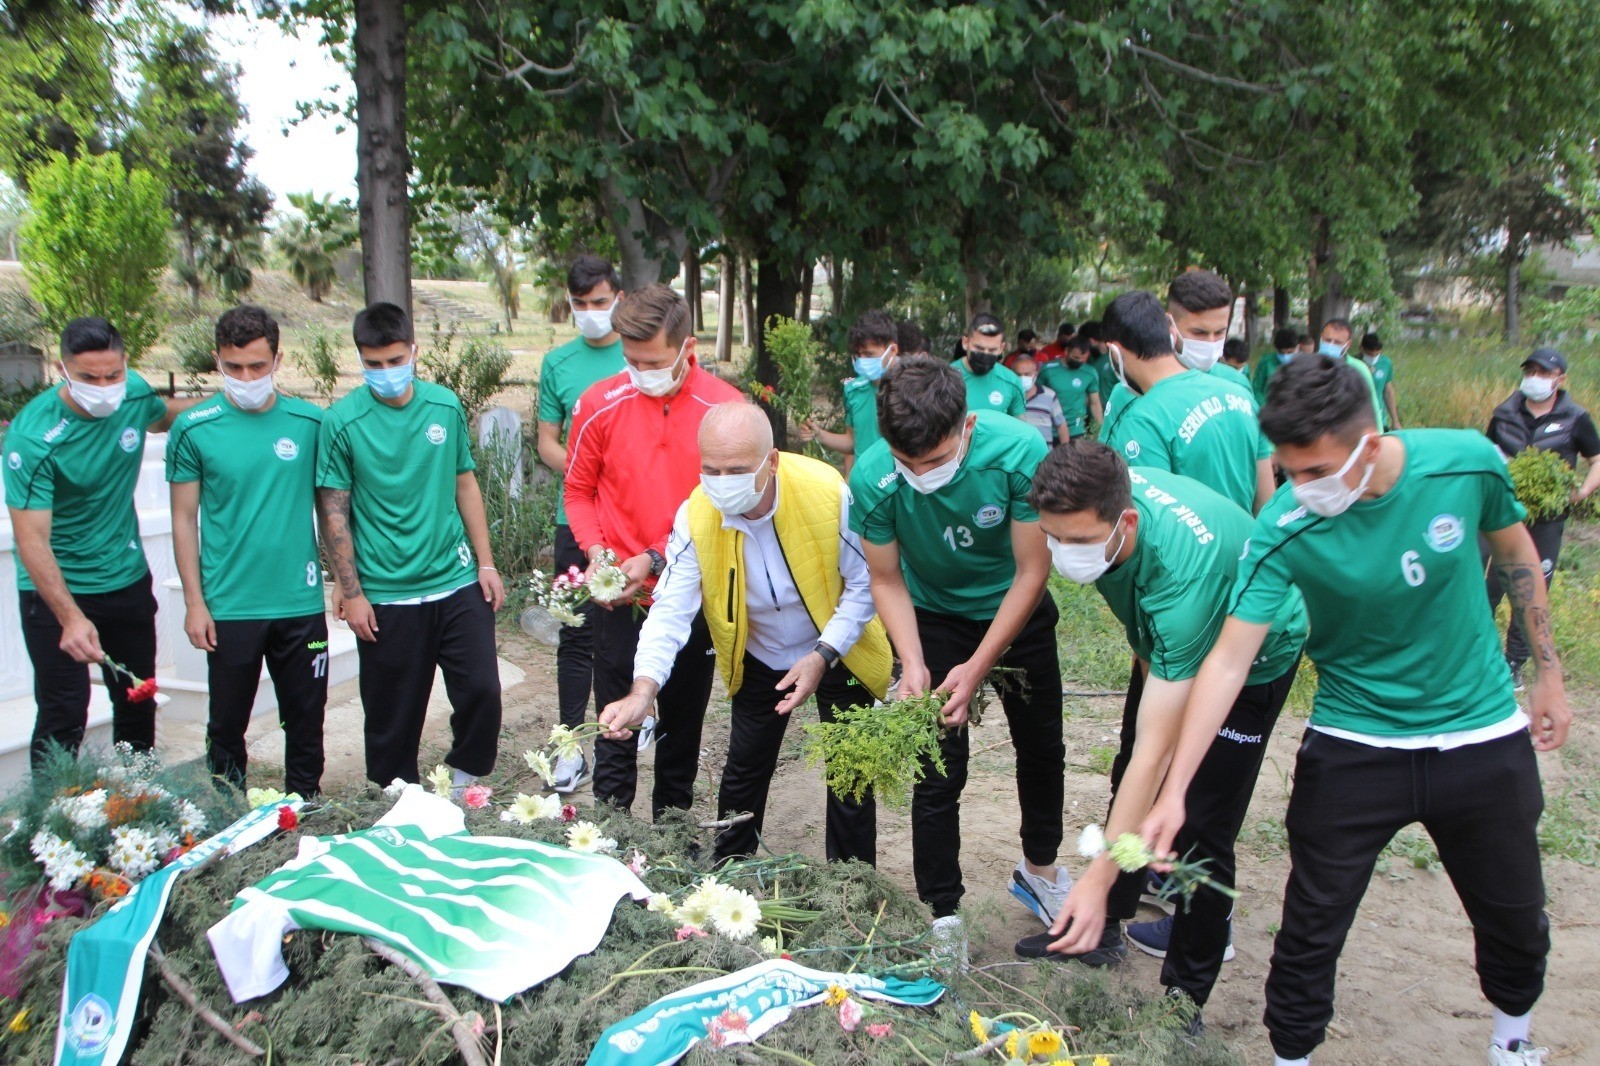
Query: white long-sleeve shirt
633,476,876,687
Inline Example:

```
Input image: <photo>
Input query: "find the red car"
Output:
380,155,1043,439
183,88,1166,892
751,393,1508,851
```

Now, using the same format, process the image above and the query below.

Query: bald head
699,401,773,473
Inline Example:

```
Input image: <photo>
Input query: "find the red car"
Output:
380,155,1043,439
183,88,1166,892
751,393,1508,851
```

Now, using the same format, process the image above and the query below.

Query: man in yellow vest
599,402,893,864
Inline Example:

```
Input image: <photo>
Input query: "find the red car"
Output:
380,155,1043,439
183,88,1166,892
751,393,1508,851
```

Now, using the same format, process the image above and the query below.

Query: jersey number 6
1401,550,1426,588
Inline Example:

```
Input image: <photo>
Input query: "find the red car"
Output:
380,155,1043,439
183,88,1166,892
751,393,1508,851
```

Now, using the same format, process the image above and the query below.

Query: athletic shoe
1165,986,1205,1039
929,915,969,974
1488,1040,1548,1065
1014,919,1127,968
1126,914,1235,962
1010,861,1073,926
1140,870,1177,915
551,753,590,794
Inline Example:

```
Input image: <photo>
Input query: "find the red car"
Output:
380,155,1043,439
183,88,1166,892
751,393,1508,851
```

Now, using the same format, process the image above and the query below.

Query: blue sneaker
1140,871,1176,915
1125,914,1235,962
1009,861,1072,926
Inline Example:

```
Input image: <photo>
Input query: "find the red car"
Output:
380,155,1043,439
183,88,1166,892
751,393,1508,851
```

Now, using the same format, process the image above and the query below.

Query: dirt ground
238,625,1599,1065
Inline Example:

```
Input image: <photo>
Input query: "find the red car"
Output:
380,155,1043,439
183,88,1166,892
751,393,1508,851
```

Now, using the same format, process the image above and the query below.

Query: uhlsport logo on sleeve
118,427,139,452
973,503,1005,529
274,437,299,461
5,451,19,471
426,423,447,445
1426,513,1464,553
1124,439,1141,459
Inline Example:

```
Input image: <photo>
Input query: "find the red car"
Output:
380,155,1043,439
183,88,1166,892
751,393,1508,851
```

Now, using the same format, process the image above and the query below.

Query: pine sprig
803,692,952,809
1507,446,1580,522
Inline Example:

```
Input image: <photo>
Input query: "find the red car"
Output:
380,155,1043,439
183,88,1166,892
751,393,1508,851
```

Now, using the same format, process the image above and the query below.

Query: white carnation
1077,824,1107,859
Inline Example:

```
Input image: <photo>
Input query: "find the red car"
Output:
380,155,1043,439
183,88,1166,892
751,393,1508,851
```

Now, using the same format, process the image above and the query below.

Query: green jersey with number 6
317,380,478,602
850,411,1048,619
1097,467,1305,684
1231,430,1525,736
166,393,324,620
1099,370,1268,513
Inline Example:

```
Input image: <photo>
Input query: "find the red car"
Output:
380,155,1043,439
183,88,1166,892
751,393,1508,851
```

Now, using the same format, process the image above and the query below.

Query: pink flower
675,925,708,941
705,1009,749,1048
561,804,578,822
866,1022,893,1039
838,997,863,1032
461,785,492,809
627,849,649,875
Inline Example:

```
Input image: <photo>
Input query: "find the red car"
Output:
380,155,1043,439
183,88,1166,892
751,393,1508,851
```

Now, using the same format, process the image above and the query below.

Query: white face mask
1018,374,1037,392
1520,375,1557,402
894,426,969,495
60,362,126,419
1048,520,1128,585
1292,433,1376,518
701,456,771,516
629,340,688,397
221,369,277,411
1108,343,1135,393
571,296,618,341
1176,336,1225,373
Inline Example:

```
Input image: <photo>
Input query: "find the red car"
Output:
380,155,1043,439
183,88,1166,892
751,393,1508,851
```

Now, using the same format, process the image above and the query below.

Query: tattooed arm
1486,521,1571,751
316,487,378,642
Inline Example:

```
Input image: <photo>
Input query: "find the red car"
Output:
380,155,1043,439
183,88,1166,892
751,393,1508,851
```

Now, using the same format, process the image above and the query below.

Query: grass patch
1085,745,1117,776
1539,779,1600,867
1052,576,1131,693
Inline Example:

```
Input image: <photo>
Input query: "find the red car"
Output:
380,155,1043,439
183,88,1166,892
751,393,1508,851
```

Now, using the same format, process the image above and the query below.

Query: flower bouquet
521,550,634,644
1077,824,1239,909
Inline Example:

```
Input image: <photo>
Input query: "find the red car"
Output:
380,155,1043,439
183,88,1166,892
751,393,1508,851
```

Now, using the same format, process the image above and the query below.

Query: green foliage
290,324,341,403
0,3,118,186
742,315,820,424
274,192,356,303
0,286,42,349
165,319,215,392
1508,447,1582,522
1524,285,1600,344
419,320,515,421
19,152,168,361
805,692,955,808
0,380,49,427
473,435,560,605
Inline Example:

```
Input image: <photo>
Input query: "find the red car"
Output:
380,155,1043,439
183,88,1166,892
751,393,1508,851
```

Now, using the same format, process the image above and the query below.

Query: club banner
54,802,299,1066
586,958,945,1066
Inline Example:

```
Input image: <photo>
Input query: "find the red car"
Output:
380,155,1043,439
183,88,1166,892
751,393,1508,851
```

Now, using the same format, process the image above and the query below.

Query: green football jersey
536,337,626,524
1094,467,1305,684
1250,352,1287,407
166,393,324,620
1341,353,1386,431
3,372,166,594
1086,351,1119,400
954,358,1026,417
850,411,1048,619
1364,353,1395,430
841,376,881,457
316,380,478,602
1037,361,1100,437
1098,369,1265,513
1211,363,1250,388
1232,430,1526,736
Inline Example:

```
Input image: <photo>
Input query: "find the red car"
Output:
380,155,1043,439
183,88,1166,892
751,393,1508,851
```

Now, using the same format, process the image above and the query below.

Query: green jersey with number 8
1231,429,1525,736
850,411,1048,619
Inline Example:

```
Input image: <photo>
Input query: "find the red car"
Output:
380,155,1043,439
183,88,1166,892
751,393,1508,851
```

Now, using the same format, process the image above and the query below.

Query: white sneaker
1488,1041,1548,1065
929,915,969,973
551,753,590,794
1009,861,1073,926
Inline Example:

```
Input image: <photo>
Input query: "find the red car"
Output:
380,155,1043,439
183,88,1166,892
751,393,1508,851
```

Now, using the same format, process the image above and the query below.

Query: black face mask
968,351,1001,374
1065,357,1085,369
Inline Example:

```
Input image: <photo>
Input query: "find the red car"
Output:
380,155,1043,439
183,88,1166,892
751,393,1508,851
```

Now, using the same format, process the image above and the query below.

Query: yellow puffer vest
687,453,892,699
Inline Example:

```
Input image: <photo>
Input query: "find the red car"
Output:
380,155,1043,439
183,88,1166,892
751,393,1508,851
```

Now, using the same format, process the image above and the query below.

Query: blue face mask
1318,340,1345,359
1277,352,1294,365
853,356,884,381
364,359,415,399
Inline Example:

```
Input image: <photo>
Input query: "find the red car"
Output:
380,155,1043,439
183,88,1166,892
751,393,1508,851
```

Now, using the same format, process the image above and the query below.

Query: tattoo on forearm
1497,562,1562,678
317,489,363,599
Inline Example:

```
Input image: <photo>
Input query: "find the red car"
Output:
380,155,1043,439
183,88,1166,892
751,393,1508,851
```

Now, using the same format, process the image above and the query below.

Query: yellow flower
1093,1057,1112,1066
1004,1032,1020,1059
823,985,850,1008
7,1007,30,1033
1027,1029,1063,1058
969,1010,989,1043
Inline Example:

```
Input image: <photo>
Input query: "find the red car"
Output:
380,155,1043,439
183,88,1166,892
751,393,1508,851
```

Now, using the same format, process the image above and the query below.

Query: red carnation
126,677,158,702
561,804,578,823
277,806,298,831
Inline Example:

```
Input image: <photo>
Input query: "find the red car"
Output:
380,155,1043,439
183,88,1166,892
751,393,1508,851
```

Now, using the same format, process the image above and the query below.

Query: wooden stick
696,812,755,829
148,944,265,1058
362,937,489,1066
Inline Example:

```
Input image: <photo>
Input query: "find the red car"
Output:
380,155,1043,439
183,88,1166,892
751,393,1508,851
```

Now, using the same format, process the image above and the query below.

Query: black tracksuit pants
206,612,328,796
553,524,596,730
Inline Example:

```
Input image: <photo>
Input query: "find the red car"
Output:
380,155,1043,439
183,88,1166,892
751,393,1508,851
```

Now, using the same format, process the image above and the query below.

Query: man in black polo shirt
1485,347,1600,685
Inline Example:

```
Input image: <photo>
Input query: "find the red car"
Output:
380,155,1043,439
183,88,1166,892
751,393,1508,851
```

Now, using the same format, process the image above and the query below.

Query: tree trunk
753,256,803,448
353,0,412,317
597,169,684,292
963,262,989,323
715,253,735,362
180,222,200,307
1273,284,1290,330
739,258,755,349
1307,217,1352,335
1242,284,1259,353
1505,247,1522,345
798,259,813,324
827,256,844,319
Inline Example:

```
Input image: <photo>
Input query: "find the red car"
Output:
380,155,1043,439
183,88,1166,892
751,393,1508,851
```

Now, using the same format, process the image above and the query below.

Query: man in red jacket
565,283,744,816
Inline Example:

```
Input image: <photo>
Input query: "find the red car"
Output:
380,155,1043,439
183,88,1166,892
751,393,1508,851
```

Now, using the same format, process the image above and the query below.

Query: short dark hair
353,302,414,349
60,317,123,357
1272,326,1299,352
1077,321,1101,343
1029,438,1132,524
967,312,1004,338
567,255,621,296
1167,270,1234,314
848,310,898,353
1017,328,1038,344
612,282,691,347
1065,335,1093,357
1260,354,1375,447
1101,291,1174,360
1296,332,1313,346
1057,321,1076,338
1361,332,1382,353
877,354,967,457
896,319,927,355
1323,317,1353,339
1222,338,1249,364
215,305,280,355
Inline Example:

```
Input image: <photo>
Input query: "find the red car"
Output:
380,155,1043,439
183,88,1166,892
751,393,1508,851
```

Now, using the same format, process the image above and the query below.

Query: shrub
291,325,341,403
421,320,514,422
473,434,558,608
166,319,215,393
1507,447,1581,522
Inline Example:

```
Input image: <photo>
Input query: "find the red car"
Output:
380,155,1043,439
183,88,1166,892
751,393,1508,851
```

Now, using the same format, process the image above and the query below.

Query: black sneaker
1015,920,1127,967
1165,986,1205,1039
1510,663,1526,693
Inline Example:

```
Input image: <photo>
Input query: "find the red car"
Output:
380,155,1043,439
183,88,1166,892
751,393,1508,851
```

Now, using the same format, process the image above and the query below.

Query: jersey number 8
1401,550,1426,588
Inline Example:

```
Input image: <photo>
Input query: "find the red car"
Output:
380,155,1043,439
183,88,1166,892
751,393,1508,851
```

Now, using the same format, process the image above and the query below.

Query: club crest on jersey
1072,377,1083,388
973,503,1005,529
1426,514,1464,553
66,992,114,1052
119,427,139,452
274,437,299,460
989,390,1005,407
426,423,447,445
1124,440,1141,459
368,826,405,846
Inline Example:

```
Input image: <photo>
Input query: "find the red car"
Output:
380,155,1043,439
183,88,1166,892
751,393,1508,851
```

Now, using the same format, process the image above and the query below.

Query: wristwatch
813,641,842,669
645,548,667,577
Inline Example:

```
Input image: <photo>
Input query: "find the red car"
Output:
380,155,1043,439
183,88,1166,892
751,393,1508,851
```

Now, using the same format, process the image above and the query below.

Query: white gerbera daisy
178,800,206,836
711,889,761,941
647,894,679,920
523,750,555,786
426,765,454,799
587,563,629,604
548,726,582,762
566,820,603,852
